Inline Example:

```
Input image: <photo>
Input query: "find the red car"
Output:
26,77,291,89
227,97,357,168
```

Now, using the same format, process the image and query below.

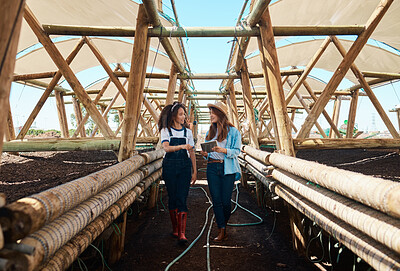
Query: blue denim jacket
205,126,242,181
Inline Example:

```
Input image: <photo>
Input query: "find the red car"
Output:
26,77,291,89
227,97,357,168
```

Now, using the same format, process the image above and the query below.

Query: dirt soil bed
1,149,399,270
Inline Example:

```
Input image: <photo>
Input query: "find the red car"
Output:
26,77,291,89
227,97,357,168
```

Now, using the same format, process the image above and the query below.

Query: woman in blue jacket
200,102,242,242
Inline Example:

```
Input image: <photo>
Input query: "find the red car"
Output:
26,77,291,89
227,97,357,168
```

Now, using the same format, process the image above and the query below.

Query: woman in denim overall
158,102,197,244
200,102,242,242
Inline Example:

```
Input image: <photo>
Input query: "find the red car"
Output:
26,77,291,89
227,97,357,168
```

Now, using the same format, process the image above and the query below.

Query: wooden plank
258,8,294,156
23,5,115,139
0,0,25,157
296,0,394,138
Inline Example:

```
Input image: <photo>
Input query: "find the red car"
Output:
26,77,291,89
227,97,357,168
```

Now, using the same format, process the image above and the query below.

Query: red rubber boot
177,212,188,244
169,209,178,238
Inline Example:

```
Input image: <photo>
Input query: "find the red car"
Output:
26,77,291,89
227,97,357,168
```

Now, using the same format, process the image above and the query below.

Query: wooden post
258,8,294,156
330,36,400,138
24,5,115,139
147,180,160,209
0,0,25,157
240,61,259,148
297,0,394,138
6,103,16,141
329,96,342,138
118,4,150,161
177,80,185,103
105,211,128,264
255,180,264,207
227,82,239,129
72,97,86,137
91,91,122,137
17,38,85,139
54,90,69,138
166,64,178,105
346,90,359,138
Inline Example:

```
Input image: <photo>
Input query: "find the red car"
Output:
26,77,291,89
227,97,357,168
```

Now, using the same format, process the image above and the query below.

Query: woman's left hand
212,146,227,154
191,171,197,186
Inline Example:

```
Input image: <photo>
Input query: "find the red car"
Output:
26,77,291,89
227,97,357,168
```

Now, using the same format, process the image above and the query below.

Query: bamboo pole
23,6,115,139
274,185,400,271
0,149,164,243
293,138,400,150
268,152,400,218
297,0,394,138
240,61,259,148
166,64,178,105
40,169,162,271
13,72,56,81
362,71,400,79
0,0,25,158
330,36,399,139
177,81,185,103
5,104,16,142
329,96,342,138
42,24,365,37
258,8,294,156
272,168,400,254
346,90,359,138
19,160,162,270
72,97,85,137
54,90,69,138
118,4,150,162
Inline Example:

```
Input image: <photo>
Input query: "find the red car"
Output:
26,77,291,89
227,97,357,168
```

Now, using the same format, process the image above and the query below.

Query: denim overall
162,127,192,212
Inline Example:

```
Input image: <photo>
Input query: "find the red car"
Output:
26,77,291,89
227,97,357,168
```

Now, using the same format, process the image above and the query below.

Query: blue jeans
206,162,235,228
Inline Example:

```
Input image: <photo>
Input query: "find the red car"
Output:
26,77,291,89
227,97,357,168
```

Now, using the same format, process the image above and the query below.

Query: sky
9,0,400,136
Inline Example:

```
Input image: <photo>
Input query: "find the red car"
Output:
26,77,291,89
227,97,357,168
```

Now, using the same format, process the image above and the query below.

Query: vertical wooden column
6,104,16,141
72,97,85,137
118,4,150,161
227,83,239,129
166,64,178,105
24,6,115,138
346,90,359,138
54,90,69,138
240,60,259,148
0,0,25,157
177,80,185,103
18,38,85,140
258,8,294,156
329,96,342,138
297,0,394,138
148,180,160,209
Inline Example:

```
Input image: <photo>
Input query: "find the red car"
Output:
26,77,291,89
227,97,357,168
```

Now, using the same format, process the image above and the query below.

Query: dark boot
177,212,188,244
213,228,227,242
169,209,178,238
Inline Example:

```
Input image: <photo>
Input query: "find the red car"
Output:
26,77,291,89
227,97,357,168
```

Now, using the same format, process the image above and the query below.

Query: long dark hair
158,102,187,132
206,108,234,142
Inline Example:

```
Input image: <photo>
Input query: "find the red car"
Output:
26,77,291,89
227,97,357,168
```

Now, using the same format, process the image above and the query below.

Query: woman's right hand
180,144,193,150
200,150,208,157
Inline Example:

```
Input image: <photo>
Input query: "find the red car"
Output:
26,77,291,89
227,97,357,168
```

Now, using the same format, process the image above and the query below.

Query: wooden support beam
0,0,25,157
24,6,115,138
240,60,259,148
13,71,56,81
118,4,150,161
258,8,294,156
330,36,399,139
329,96,342,138
293,138,400,150
346,90,360,138
54,90,69,138
43,24,365,37
166,64,178,105
227,83,239,129
5,103,16,142
91,91,122,137
16,39,85,140
297,0,394,138
72,97,86,137
362,71,400,79
177,81,185,102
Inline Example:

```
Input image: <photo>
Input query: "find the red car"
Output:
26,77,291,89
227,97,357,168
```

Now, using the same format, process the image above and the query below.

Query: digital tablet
200,141,217,153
